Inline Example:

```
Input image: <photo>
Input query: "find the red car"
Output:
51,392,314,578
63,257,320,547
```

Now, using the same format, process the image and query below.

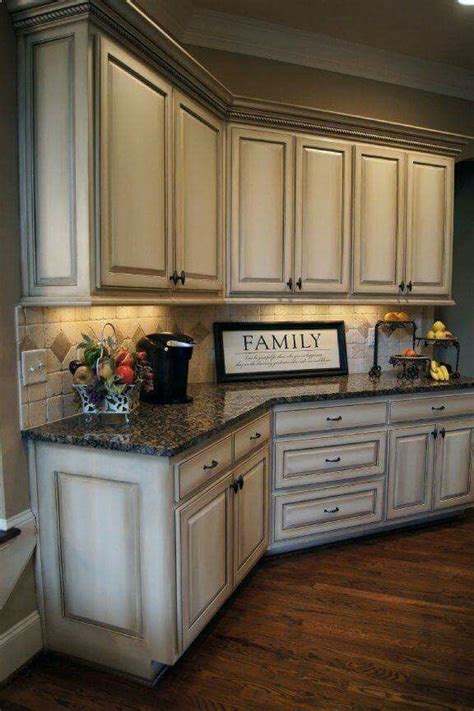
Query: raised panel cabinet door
174,92,223,291
295,136,351,294
387,425,435,520
99,38,172,289
406,154,454,296
353,145,406,295
434,420,474,509
177,474,233,651
233,450,269,586
229,127,294,293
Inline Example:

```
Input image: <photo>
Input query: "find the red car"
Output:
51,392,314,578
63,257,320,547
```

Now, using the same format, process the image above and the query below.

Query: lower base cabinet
177,448,269,651
387,419,474,520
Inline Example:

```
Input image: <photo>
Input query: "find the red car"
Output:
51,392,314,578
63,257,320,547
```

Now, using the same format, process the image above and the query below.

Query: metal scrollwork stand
369,320,417,379
415,337,461,379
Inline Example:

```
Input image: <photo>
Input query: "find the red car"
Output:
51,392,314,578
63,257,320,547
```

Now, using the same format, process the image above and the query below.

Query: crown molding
184,9,474,102
6,0,470,156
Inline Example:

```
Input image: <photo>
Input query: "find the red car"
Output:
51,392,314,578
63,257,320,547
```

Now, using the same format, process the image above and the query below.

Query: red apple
115,365,135,385
116,349,134,367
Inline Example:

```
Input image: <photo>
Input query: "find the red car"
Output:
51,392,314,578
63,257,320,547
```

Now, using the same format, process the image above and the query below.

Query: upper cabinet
14,7,459,306
229,127,294,293
295,136,351,294
352,146,406,295
406,154,453,297
174,92,223,292
99,39,172,290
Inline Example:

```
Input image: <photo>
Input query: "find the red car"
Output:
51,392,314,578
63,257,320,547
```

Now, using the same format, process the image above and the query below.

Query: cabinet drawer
273,480,384,541
274,402,387,436
175,436,233,500
274,431,386,489
234,414,271,461
390,393,474,424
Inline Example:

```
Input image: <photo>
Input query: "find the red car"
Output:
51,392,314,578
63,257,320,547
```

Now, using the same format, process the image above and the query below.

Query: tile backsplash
16,303,433,428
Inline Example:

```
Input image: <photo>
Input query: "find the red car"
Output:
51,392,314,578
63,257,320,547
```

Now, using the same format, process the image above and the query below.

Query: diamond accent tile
51,330,72,364
20,334,37,352
189,322,210,345
132,325,146,346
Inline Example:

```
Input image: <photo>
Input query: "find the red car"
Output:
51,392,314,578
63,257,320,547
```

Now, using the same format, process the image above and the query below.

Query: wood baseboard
0,611,43,684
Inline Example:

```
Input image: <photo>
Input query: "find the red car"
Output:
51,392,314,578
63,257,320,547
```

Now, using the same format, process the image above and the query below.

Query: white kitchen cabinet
433,419,474,509
174,91,223,291
406,153,454,297
387,425,435,519
233,450,269,585
294,136,351,294
177,472,234,650
229,127,294,293
99,38,173,290
352,145,406,295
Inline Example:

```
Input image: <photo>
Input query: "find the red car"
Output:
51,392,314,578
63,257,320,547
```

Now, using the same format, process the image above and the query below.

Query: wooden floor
1,512,473,711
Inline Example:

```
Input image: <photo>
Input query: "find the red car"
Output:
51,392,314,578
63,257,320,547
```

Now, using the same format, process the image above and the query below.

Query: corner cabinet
18,27,224,303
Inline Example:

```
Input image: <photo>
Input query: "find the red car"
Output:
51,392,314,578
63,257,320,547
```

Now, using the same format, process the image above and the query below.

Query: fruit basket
369,316,417,379
415,320,460,379
70,323,153,422
388,354,430,381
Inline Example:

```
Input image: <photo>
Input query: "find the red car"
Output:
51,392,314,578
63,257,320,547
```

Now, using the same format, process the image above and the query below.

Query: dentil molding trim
183,9,474,102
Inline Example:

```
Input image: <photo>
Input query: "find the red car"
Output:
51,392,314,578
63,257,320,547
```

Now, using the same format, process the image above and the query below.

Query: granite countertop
22,373,474,458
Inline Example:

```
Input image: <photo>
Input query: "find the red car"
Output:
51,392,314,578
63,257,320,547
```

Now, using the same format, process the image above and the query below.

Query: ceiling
191,0,474,71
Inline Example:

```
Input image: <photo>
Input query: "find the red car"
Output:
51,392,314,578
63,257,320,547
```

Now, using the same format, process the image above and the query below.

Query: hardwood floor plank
1,512,473,710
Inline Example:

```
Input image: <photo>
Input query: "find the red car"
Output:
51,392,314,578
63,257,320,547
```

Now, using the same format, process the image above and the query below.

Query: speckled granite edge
22,375,474,458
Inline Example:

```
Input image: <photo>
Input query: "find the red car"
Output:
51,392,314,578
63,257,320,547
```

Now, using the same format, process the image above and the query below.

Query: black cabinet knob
179,270,186,285
231,480,239,494
324,507,340,514
238,475,244,490
169,270,179,285
296,277,303,290
406,280,413,292
203,459,218,470
286,277,293,290
399,280,405,293
249,432,262,441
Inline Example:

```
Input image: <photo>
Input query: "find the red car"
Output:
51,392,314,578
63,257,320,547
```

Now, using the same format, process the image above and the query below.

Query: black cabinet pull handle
406,280,413,292
432,428,438,439
399,280,405,293
203,459,218,470
249,432,262,441
169,270,179,286
231,480,239,494
324,507,340,514
431,405,446,411
440,427,446,438
327,415,342,422
296,277,303,290
286,277,293,290
238,475,244,490
325,457,341,463
179,270,186,285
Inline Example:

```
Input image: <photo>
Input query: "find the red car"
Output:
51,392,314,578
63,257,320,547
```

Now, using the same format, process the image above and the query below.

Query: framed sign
214,321,348,383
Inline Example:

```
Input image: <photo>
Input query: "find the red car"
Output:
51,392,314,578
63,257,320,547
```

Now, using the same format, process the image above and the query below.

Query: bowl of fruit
70,324,153,421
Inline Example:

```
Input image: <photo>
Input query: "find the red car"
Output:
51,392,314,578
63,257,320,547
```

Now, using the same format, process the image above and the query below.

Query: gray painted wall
437,161,474,377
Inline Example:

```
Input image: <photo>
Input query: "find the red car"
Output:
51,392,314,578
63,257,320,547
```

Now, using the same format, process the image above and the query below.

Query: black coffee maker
138,333,194,404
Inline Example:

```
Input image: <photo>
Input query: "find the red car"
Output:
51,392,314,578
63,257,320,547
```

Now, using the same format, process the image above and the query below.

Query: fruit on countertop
115,365,135,385
72,365,95,385
427,320,455,340
430,360,450,382
401,348,418,357
397,311,410,322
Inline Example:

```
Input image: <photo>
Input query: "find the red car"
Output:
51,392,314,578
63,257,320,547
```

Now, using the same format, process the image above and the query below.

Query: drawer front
176,436,233,500
274,402,387,437
274,431,386,489
390,393,474,424
234,414,271,461
273,480,384,541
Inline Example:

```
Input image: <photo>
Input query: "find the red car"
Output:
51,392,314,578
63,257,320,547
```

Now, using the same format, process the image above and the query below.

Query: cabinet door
295,136,351,294
353,145,406,295
99,38,172,289
233,450,269,586
387,425,435,519
177,474,233,651
174,92,223,291
406,154,453,297
229,127,293,293
434,420,474,509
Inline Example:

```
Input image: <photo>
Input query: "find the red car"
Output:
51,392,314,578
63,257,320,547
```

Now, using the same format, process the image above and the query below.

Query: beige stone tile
29,400,46,427
44,323,62,348
115,305,139,319
75,306,91,321
21,404,30,429
16,306,26,326
63,392,79,418
25,324,45,348
46,372,63,398
20,384,28,404
62,370,74,394
25,307,44,324
46,349,61,373
28,382,46,402
47,396,63,423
